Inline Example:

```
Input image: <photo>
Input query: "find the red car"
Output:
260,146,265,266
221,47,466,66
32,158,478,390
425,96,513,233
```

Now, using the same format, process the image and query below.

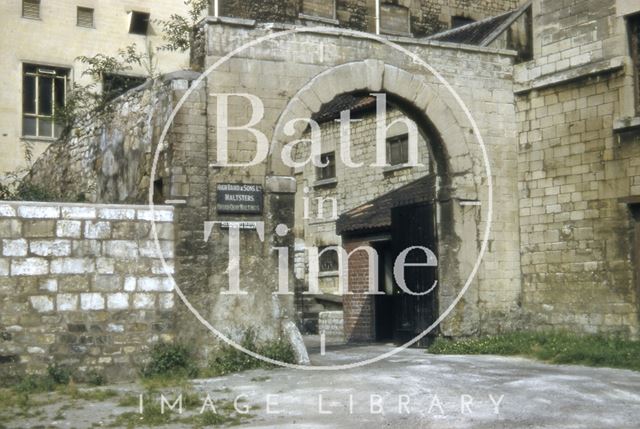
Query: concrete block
56,220,82,238
133,293,155,309
0,219,22,238
84,222,112,239
51,258,95,274
137,209,173,222
81,293,105,310
159,293,175,310
107,293,129,310
94,275,121,292
12,258,49,276
104,241,138,258
40,278,58,292
96,258,115,274
3,239,28,256
18,205,60,219
61,206,96,220
97,208,136,220
0,204,16,217
138,277,173,292
124,277,137,292
30,240,72,257
57,294,78,311
30,296,54,313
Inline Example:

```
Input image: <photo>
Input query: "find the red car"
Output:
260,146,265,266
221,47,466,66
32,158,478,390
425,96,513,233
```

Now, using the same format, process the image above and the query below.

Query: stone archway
266,60,485,337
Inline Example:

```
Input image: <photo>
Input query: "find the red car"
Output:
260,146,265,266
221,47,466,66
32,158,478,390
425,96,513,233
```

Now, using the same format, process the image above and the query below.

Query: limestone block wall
0,201,175,382
515,0,640,338
318,311,345,340
217,0,519,37
293,108,433,295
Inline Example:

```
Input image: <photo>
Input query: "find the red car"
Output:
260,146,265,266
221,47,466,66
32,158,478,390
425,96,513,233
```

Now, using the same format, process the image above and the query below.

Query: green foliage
155,0,209,52
13,364,73,394
141,342,198,380
428,331,640,371
206,330,296,377
85,371,106,387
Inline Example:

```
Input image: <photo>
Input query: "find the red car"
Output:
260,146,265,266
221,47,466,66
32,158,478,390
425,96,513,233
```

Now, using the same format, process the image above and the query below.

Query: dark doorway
391,202,438,346
374,240,395,341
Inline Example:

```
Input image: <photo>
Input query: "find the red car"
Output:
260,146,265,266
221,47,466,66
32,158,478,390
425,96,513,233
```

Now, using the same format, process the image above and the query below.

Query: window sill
20,136,59,143
383,164,412,174
614,117,640,133
318,271,339,278
298,13,339,26
21,16,42,21
313,178,338,188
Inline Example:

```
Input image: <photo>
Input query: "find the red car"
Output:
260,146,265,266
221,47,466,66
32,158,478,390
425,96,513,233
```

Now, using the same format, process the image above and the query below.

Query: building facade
12,0,640,353
0,0,192,175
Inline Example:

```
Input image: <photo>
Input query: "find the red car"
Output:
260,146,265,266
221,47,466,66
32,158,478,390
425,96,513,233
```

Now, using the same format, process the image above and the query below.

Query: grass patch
428,331,640,371
205,330,296,377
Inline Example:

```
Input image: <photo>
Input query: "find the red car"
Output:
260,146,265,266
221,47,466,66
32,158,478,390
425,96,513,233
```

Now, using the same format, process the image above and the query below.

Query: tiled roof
336,174,437,235
311,94,378,124
427,1,531,47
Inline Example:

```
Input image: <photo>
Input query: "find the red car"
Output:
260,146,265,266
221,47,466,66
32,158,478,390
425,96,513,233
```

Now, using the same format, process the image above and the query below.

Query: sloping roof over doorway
426,1,532,46
336,174,436,235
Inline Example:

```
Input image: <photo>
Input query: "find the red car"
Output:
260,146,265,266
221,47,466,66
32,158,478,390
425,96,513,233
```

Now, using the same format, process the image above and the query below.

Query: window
386,135,409,166
451,16,475,28
316,152,336,181
22,64,69,139
77,7,94,28
301,0,336,20
629,14,640,113
22,0,40,19
129,11,150,35
318,246,339,272
380,4,411,35
102,73,146,101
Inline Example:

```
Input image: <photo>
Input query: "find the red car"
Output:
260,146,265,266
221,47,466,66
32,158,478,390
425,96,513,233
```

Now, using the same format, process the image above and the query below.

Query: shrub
206,330,296,377
141,342,198,379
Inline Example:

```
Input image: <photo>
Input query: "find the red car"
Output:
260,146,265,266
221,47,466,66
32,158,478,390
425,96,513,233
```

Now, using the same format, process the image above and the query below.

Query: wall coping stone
205,19,519,57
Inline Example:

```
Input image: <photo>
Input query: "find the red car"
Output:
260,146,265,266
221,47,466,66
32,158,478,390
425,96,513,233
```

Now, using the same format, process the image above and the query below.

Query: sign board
216,183,263,214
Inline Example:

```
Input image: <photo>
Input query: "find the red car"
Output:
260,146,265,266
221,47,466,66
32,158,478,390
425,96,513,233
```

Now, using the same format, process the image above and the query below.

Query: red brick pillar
343,239,375,342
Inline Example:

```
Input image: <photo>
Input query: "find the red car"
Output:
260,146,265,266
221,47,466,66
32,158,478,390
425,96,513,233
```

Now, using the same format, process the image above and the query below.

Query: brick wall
343,239,375,342
0,201,176,382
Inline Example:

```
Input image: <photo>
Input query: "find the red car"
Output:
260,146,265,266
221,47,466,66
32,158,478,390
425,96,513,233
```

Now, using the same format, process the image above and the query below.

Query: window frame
129,11,151,35
300,0,337,21
628,13,640,115
76,6,95,28
22,63,70,140
386,134,410,166
316,152,337,181
22,0,41,20
318,245,340,273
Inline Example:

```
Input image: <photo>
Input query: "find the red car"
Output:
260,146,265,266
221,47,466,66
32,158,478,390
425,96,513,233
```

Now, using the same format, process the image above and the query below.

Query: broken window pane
22,64,69,138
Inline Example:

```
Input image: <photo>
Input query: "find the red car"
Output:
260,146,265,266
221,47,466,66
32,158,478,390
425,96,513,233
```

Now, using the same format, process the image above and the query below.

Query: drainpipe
375,0,381,35
213,0,219,17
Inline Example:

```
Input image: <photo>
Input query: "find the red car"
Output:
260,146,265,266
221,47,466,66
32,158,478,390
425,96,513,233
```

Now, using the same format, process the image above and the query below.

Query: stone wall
0,201,175,382
216,0,519,37
25,74,201,205
293,108,433,295
514,0,640,337
318,311,345,340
